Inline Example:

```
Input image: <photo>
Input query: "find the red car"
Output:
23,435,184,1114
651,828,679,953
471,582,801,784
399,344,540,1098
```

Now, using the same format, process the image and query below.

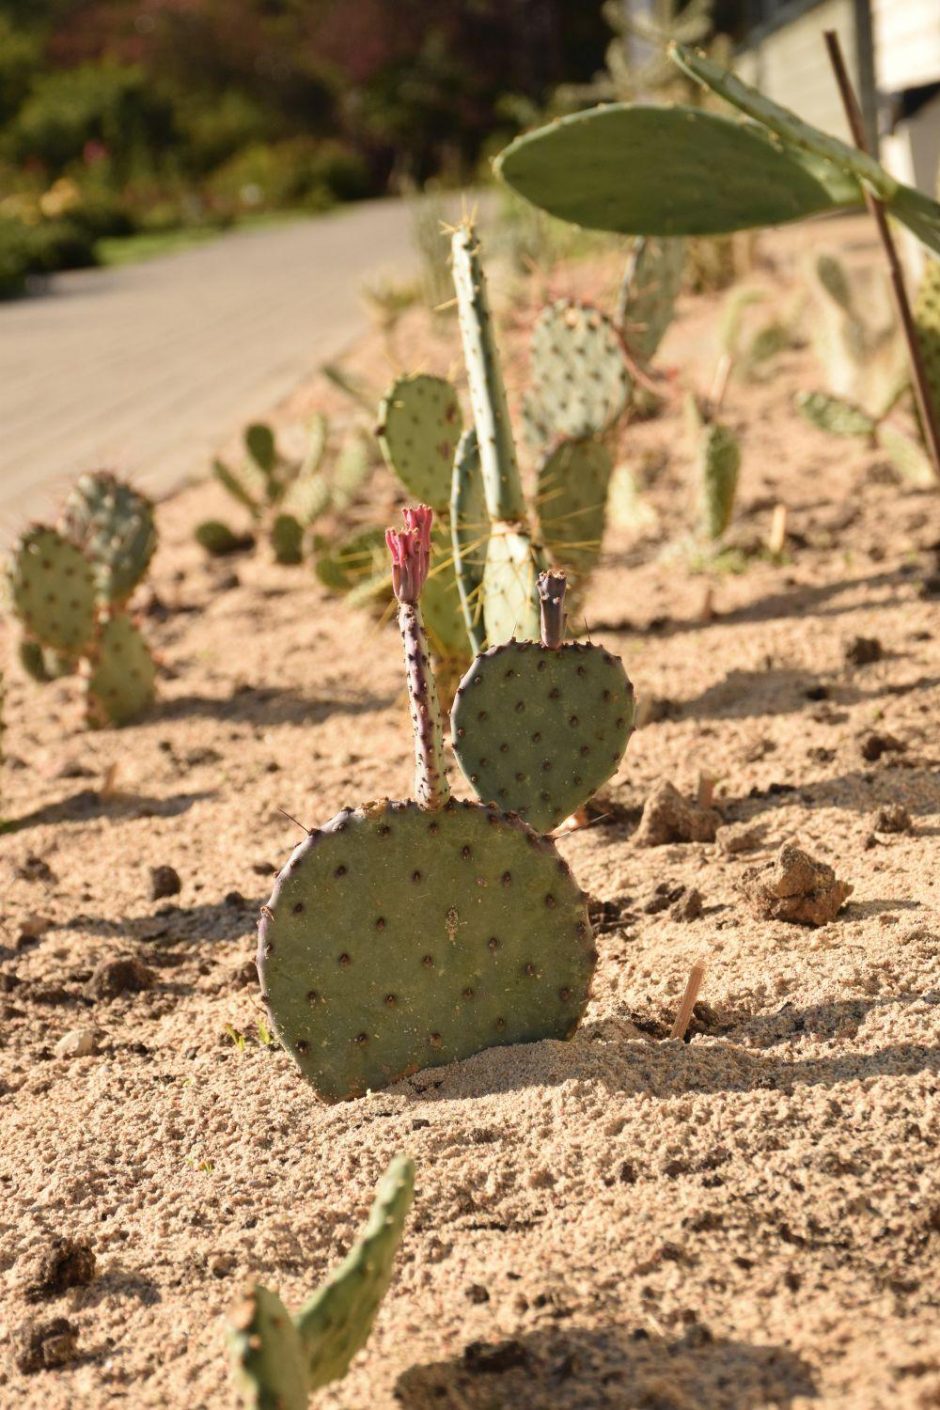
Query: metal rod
823,29,940,484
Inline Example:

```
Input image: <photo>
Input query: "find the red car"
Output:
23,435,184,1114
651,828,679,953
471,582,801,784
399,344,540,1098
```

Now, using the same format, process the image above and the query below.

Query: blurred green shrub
207,138,369,214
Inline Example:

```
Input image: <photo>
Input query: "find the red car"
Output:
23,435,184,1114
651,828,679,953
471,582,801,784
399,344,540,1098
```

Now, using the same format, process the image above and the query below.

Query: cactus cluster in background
228,1156,415,1409
9,472,157,727
197,416,372,565
258,508,622,1103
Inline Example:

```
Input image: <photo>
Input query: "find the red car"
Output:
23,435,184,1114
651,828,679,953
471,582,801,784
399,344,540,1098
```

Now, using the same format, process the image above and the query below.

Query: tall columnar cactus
227,1156,415,1409
198,417,371,565
257,508,596,1102
451,571,635,832
8,476,158,728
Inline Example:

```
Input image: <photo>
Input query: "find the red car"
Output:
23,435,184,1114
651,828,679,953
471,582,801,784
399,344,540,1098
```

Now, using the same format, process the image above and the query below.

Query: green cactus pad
195,520,254,556
329,432,372,511
228,1285,309,1410
85,614,156,727
227,1157,414,1408
314,528,389,596
698,422,741,541
451,429,488,655
296,1155,414,1388
271,514,305,565
18,638,77,683
422,524,472,663
523,300,630,450
9,526,97,656
496,105,862,238
795,390,877,438
257,799,594,1101
535,438,613,580
914,257,940,426
483,529,541,646
245,422,278,478
281,473,331,528
377,374,463,512
620,236,685,363
59,471,157,605
451,640,634,831
877,423,936,488
213,457,266,518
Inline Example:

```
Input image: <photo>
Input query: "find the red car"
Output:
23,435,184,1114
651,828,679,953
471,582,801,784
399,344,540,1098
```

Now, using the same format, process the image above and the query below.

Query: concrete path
0,198,423,532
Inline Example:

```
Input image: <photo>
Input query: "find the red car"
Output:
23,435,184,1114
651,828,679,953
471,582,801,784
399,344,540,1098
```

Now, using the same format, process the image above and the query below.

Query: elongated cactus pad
314,528,389,595
84,614,156,727
297,1155,414,1389
698,423,741,541
195,520,253,556
213,457,266,518
795,390,876,438
452,638,634,832
451,429,488,655
877,423,936,488
258,799,594,1100
535,438,613,580
330,432,372,510
228,1157,414,1408
10,526,96,656
59,471,157,605
270,514,305,565
914,256,940,426
483,528,541,646
523,300,630,450
377,374,463,512
245,422,278,479
496,105,862,237
620,236,684,362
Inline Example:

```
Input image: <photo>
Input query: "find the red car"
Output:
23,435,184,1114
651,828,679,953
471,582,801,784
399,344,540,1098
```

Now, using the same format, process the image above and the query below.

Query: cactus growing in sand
227,1156,415,1408
257,507,596,1102
8,473,157,727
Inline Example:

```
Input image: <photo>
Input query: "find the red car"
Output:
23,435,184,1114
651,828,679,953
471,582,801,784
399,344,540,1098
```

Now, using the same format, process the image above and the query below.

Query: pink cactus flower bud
386,506,433,602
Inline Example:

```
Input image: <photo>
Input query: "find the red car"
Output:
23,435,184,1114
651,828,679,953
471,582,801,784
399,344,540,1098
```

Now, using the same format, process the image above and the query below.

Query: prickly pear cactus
59,471,157,606
194,520,253,556
698,422,741,541
809,254,905,416
795,390,877,438
377,374,463,511
451,572,634,832
619,236,685,363
522,300,630,451
450,428,488,655
9,526,96,658
84,613,156,727
534,438,613,581
17,639,76,682
270,513,305,566
259,512,595,1101
914,256,940,426
228,1157,415,1408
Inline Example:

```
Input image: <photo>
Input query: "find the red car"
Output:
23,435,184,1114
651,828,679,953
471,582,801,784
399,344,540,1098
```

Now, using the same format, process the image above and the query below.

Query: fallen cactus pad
257,800,594,1101
451,639,635,832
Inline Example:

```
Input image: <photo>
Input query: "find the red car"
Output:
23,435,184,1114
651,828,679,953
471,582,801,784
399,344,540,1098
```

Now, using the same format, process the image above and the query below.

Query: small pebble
150,865,182,900
54,1028,99,1060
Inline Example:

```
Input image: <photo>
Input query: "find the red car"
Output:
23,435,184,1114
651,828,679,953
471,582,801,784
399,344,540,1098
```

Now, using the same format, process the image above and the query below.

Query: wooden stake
670,958,707,1041
768,503,788,556
823,30,940,484
696,771,716,809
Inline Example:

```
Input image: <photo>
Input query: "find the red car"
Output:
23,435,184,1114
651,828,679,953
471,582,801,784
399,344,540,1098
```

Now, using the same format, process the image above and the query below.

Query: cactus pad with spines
620,236,685,362
10,526,96,657
914,257,940,426
450,429,488,654
451,639,634,832
795,390,876,438
84,613,156,727
227,1157,414,1407
697,423,740,541
523,300,630,450
535,438,613,580
59,471,157,605
483,530,541,646
257,800,594,1101
377,374,463,512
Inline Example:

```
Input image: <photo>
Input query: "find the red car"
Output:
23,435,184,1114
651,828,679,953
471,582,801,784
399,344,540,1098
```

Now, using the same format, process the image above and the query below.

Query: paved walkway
0,199,422,532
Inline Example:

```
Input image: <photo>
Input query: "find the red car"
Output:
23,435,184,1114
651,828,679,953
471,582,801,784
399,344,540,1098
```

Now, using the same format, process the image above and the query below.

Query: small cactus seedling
59,471,157,607
227,1156,415,1408
522,300,631,452
258,509,595,1101
451,571,635,832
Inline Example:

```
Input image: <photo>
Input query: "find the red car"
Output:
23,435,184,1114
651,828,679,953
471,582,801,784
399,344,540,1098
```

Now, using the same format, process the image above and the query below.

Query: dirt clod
845,636,883,666
671,888,703,922
633,781,720,847
25,1239,96,1302
150,865,182,900
716,822,765,855
860,732,906,762
463,1339,530,1374
739,843,852,927
86,956,155,1001
872,803,911,834
14,1317,79,1373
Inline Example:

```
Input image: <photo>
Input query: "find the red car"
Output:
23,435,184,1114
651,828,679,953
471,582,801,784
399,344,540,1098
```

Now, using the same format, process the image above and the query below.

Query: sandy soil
1,215,939,1410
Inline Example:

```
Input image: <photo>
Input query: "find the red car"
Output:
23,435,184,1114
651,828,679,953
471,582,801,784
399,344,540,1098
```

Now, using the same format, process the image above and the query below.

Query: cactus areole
258,509,596,1102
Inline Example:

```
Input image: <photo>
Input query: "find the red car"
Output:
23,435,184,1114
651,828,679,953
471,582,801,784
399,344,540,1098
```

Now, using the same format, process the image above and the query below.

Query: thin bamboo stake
670,958,707,1041
823,30,940,484
768,503,788,556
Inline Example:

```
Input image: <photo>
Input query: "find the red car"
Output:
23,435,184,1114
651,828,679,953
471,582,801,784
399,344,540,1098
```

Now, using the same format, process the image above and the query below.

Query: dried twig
670,957,707,1041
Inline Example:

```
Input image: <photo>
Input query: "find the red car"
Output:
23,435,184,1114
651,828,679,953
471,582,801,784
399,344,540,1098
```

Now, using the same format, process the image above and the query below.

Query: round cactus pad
452,640,635,832
258,800,594,1102
85,614,156,727
524,300,630,449
377,374,463,511
10,526,96,656
535,438,613,579
59,471,157,605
